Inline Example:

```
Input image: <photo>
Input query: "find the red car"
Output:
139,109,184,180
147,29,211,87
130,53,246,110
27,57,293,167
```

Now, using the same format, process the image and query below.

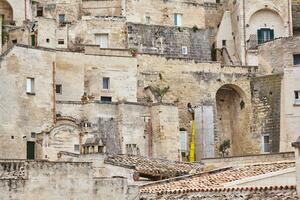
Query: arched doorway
0,0,13,22
216,84,248,156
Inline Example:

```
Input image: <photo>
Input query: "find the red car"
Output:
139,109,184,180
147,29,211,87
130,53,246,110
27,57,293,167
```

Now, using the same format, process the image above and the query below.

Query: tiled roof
140,161,295,194
104,154,203,179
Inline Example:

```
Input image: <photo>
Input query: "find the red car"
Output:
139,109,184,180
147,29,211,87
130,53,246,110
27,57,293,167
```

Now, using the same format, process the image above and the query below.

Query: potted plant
130,48,138,57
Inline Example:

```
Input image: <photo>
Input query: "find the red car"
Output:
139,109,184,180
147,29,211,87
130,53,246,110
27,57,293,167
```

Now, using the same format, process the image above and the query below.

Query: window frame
26,77,35,95
102,77,110,90
174,13,182,27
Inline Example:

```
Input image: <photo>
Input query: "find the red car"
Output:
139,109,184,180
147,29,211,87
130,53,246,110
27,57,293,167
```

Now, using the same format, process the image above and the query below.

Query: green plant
219,140,231,157
149,85,170,103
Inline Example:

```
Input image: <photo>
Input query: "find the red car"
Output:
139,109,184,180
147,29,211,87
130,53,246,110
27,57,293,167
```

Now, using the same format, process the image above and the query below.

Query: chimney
292,137,300,196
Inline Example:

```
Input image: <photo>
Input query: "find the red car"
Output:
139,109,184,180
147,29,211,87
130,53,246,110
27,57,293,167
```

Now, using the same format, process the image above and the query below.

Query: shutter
257,29,262,44
270,29,274,40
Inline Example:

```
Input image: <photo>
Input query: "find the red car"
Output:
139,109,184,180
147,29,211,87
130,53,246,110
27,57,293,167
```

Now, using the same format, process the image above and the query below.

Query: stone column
292,137,300,196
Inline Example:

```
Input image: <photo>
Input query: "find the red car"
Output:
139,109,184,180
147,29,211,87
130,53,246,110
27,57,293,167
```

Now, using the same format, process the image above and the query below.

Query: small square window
222,40,227,47
26,77,35,94
11,136,14,139
58,39,64,45
181,46,188,55
12,39,17,44
59,14,65,24
31,132,36,138
101,96,112,103
174,13,182,26
37,7,43,17
293,54,300,66
46,38,50,43
56,84,62,94
103,77,110,89
74,144,80,151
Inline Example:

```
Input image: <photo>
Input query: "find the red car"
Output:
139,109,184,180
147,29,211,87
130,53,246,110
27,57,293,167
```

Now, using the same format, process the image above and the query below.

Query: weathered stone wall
0,46,54,159
56,101,180,160
82,0,123,17
0,160,94,199
258,37,300,75
250,74,282,153
137,54,259,158
0,160,139,200
127,23,212,62
125,0,205,28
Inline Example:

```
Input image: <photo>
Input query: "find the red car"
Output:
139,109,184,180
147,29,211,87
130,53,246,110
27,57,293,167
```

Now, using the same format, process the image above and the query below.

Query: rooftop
104,154,203,180
140,161,295,194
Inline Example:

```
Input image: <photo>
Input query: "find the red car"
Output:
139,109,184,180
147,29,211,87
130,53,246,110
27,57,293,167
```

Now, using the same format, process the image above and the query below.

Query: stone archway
216,84,248,156
0,0,13,22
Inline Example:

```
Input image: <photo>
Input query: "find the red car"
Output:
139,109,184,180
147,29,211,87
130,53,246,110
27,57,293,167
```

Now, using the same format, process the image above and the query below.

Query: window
12,39,17,44
56,84,62,94
294,54,300,66
174,13,182,26
295,91,300,105
31,35,36,47
58,39,64,45
262,134,270,153
222,40,227,47
46,38,50,43
95,34,108,48
101,96,112,103
257,28,274,44
26,77,35,94
145,16,151,24
74,144,80,152
31,132,36,138
37,7,43,17
58,14,65,24
102,77,110,89
181,46,188,55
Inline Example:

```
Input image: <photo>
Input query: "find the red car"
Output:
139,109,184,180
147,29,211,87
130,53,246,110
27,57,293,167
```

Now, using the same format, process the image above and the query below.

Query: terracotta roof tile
140,161,295,194
104,154,203,179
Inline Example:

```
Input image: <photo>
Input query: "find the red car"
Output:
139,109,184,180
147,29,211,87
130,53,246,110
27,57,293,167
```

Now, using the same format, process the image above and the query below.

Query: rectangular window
101,96,112,103
31,132,36,138
257,28,274,44
295,91,300,105
56,84,62,94
31,35,36,47
181,46,188,55
145,16,151,24
58,39,64,45
222,40,227,47
95,34,108,48
74,144,80,152
262,134,270,153
102,77,110,89
294,54,300,66
59,14,65,24
26,77,35,94
174,13,182,26
37,7,43,17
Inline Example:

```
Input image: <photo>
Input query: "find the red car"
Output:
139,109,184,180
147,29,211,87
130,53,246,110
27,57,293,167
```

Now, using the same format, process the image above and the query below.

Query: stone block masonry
127,23,212,62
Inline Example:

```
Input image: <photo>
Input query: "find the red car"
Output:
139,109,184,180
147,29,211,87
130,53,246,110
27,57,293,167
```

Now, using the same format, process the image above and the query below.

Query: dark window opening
101,96,112,103
59,14,65,24
31,132,36,138
12,39,17,44
58,39,64,45
56,84,62,94
293,54,300,66
37,7,43,17
27,141,35,160
46,38,50,43
103,77,110,89
222,40,226,47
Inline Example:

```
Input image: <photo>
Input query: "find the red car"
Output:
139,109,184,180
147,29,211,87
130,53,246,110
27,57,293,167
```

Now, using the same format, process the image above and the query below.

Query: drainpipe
243,0,247,66
52,61,56,124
